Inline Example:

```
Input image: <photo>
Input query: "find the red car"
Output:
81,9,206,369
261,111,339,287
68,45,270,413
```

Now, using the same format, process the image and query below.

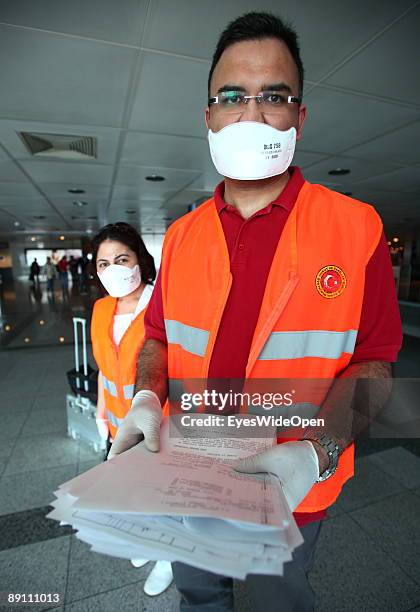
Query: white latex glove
233,441,319,512
96,417,109,441
107,390,162,459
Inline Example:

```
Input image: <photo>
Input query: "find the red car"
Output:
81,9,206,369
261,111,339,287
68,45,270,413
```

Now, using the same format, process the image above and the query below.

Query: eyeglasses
208,90,301,114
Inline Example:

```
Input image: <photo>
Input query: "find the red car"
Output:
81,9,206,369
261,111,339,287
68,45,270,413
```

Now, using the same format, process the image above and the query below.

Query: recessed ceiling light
30,236,36,242
87,253,93,260
145,175,165,182
59,235,66,240
33,215,46,220
328,168,350,176
86,229,93,235
73,201,88,207
4,324,11,331
392,237,399,243
24,337,30,343
68,188,85,194
39,320,45,326
59,336,65,343
13,221,20,227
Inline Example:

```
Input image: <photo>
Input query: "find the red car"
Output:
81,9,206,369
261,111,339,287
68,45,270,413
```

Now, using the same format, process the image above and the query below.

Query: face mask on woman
98,264,141,298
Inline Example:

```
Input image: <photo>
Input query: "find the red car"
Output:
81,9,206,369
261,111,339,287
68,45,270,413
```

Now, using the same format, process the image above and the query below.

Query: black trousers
172,519,322,612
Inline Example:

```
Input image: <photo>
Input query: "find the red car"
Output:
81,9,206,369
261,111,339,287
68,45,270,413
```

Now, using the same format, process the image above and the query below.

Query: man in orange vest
108,11,402,611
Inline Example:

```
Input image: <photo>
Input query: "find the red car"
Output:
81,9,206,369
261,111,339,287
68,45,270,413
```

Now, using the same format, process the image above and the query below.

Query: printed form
48,419,303,578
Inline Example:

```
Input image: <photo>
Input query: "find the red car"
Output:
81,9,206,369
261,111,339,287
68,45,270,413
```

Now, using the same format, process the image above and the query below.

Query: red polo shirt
144,166,403,525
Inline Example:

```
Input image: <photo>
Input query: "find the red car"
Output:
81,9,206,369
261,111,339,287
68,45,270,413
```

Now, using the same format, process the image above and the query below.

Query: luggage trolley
66,317,106,453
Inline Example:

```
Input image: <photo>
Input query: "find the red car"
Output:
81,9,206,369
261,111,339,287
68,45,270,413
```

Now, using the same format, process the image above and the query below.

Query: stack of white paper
48,420,303,579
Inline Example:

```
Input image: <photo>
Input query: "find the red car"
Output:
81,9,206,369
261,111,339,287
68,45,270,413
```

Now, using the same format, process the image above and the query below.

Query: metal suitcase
66,317,106,453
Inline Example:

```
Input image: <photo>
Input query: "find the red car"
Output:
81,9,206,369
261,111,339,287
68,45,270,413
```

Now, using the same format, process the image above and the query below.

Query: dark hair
91,222,156,285
208,12,304,99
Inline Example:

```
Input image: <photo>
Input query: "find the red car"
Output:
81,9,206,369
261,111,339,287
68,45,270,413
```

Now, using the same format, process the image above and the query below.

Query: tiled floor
0,278,98,350
0,343,420,611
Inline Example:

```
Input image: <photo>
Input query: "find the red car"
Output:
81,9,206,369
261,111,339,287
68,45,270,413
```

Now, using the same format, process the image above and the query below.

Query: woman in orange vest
91,222,173,597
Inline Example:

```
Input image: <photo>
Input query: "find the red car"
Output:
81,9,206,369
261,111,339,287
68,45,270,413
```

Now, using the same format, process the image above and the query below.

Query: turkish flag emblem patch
316,265,346,299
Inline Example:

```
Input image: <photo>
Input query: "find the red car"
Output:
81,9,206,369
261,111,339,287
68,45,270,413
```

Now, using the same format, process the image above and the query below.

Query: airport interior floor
0,283,420,611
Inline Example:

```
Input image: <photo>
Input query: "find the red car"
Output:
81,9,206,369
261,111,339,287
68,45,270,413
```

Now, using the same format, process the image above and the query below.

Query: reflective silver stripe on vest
106,410,125,428
123,384,135,400
165,319,209,357
102,375,117,397
258,330,358,361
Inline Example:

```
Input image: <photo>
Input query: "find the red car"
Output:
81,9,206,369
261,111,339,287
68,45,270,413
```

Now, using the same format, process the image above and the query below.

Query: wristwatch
309,434,340,482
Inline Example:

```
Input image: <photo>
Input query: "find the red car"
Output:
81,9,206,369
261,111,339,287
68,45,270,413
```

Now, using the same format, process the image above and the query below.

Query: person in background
44,256,57,303
79,253,89,294
90,222,173,597
57,255,70,302
29,258,40,287
69,255,80,288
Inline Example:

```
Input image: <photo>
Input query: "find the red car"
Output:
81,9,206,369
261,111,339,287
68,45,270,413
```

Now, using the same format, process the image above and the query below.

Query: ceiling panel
0,120,121,164
187,169,223,192
0,160,28,182
293,149,330,168
165,189,214,207
301,87,420,153
39,183,111,201
302,156,403,186
143,0,415,81
116,165,201,193
49,199,104,214
344,121,420,166
121,132,211,170
143,0,281,61
20,161,115,185
302,86,420,155
0,198,54,216
0,182,40,197
108,199,155,210
13,212,68,229
108,209,143,224
326,5,420,104
0,208,18,228
0,0,148,46
353,166,420,194
351,189,420,208
0,25,136,126
112,185,170,202
128,52,209,137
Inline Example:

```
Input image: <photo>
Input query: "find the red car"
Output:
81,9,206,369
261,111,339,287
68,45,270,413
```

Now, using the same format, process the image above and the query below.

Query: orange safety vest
91,296,146,440
160,180,383,513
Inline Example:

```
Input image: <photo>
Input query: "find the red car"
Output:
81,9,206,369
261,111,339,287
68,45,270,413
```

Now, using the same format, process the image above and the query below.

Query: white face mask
208,121,296,181
98,264,141,298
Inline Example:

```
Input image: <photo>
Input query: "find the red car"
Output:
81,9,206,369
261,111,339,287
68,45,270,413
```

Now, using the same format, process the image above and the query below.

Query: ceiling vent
19,132,97,160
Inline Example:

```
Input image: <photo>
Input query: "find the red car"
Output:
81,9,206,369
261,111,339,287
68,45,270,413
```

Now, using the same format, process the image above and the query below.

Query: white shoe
143,560,173,596
131,558,149,568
